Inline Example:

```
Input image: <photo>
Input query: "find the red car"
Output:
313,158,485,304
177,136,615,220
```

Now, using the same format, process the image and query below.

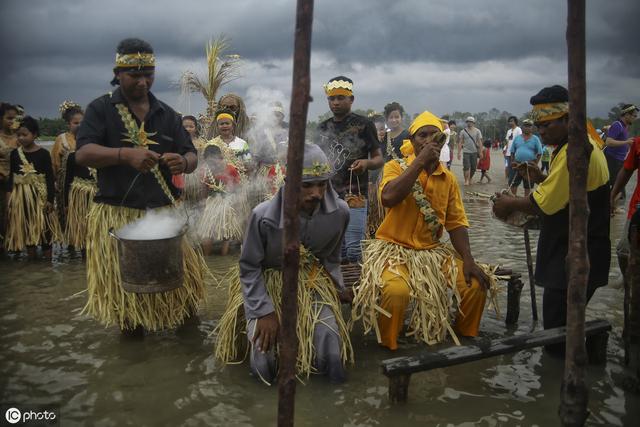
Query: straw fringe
352,239,501,346
214,260,354,380
5,173,61,250
82,203,209,331
64,178,97,249
196,193,244,241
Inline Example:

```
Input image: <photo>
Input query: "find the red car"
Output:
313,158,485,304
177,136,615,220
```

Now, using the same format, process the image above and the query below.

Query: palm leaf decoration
179,35,242,135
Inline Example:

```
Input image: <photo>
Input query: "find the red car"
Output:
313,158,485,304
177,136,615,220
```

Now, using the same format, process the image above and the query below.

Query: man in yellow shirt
493,85,610,354
352,111,490,350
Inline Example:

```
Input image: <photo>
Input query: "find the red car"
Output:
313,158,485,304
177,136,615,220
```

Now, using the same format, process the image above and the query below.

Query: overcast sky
2,0,638,122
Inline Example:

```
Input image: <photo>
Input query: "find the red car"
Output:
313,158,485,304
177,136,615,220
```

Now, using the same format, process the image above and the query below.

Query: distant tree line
36,102,637,142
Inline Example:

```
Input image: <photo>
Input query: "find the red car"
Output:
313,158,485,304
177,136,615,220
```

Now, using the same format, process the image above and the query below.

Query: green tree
37,117,66,139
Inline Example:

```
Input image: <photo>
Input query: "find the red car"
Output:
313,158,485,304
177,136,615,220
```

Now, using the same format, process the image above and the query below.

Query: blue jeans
342,205,367,263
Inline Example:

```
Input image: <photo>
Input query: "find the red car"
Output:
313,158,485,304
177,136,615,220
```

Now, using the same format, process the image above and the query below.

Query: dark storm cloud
1,0,638,118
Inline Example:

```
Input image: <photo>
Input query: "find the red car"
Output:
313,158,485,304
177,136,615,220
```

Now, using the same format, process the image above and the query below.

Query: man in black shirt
492,85,610,354
76,38,206,335
315,76,383,263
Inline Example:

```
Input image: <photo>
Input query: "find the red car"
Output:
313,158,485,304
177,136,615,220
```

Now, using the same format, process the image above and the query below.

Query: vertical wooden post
278,1,314,426
523,227,539,322
560,0,591,425
625,224,637,365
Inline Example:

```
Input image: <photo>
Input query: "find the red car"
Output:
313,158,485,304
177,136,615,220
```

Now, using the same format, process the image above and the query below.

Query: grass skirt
64,178,97,249
214,260,354,380
352,239,501,346
196,193,244,241
5,174,62,251
82,202,209,331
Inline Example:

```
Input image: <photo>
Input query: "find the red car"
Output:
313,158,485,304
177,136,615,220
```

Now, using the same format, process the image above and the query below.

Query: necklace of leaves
202,165,227,195
114,103,176,205
396,156,443,240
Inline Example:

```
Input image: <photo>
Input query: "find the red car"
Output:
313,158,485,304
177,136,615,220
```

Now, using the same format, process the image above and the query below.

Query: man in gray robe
239,143,352,384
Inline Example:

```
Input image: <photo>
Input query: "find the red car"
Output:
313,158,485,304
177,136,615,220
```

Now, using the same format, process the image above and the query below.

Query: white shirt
439,141,450,163
505,126,522,157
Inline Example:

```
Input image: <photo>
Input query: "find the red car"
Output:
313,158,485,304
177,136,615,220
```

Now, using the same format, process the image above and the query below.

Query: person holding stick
215,144,354,384
492,85,610,354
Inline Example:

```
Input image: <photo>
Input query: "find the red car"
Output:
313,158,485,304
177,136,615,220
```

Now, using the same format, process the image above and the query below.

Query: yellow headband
531,102,569,123
325,88,353,97
324,79,353,96
216,113,235,122
115,52,156,69
408,110,444,136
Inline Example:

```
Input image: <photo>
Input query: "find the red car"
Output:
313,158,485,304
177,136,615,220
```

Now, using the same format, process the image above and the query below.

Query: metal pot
109,225,187,294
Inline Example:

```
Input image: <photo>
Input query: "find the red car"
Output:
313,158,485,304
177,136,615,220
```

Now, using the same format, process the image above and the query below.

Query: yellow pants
378,258,486,350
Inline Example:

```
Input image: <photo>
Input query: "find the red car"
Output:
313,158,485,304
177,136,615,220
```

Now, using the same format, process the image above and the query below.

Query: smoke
116,209,187,240
245,85,290,165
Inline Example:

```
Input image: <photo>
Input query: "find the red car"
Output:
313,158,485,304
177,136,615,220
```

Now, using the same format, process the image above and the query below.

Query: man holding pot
76,38,206,336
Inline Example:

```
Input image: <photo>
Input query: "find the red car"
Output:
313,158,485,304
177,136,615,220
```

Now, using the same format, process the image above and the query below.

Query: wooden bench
380,319,612,403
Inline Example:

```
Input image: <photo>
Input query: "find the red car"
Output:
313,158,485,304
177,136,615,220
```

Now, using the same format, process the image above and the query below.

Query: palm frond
178,35,242,108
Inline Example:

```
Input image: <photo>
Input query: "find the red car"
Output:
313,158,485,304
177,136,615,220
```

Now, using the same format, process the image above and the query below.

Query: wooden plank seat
381,319,612,403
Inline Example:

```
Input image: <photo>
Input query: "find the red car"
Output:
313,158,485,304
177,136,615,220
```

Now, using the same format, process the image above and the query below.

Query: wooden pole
523,226,539,322
560,0,591,425
278,1,314,426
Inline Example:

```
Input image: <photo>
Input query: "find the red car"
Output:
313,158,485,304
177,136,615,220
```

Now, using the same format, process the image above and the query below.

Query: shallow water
2,150,639,426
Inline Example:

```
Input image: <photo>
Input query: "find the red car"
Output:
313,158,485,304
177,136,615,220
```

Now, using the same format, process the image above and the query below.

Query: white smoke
116,209,187,240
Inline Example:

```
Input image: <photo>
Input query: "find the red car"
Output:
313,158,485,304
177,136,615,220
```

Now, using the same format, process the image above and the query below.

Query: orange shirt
376,154,469,250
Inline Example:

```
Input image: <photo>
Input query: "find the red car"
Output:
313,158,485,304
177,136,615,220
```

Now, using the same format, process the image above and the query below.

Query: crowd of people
1,37,638,384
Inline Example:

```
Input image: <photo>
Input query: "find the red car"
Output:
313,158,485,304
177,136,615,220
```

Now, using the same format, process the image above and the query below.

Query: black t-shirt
63,152,94,207
315,113,380,197
76,88,196,209
531,142,611,290
7,147,55,203
383,129,409,161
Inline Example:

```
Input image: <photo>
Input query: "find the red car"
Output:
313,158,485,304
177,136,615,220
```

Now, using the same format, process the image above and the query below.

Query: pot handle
108,228,121,241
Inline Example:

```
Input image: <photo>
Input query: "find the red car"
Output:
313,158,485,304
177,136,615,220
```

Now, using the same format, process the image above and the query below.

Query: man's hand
339,288,354,304
350,159,369,175
415,140,441,170
123,148,160,173
492,191,514,220
161,153,187,175
513,161,545,184
462,258,491,290
252,312,278,353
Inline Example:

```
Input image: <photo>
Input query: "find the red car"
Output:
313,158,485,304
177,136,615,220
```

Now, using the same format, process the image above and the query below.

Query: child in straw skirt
197,142,243,255
63,152,97,251
5,116,61,259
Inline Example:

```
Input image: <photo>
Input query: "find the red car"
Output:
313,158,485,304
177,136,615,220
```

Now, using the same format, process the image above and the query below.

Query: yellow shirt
532,139,609,215
376,155,469,250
